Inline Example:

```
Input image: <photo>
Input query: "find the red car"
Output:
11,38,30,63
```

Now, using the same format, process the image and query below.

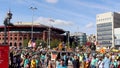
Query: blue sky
0,0,120,35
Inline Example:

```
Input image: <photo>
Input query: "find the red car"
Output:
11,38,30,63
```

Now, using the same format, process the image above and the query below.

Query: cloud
65,0,117,12
85,23,94,29
45,0,58,4
12,0,94,22
34,17,74,27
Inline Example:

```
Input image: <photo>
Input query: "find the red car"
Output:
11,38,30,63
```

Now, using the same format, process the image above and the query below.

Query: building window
15,34,17,36
10,37,12,40
19,37,22,40
15,37,17,40
14,42,17,46
6,37,8,40
19,43,22,46
10,42,12,46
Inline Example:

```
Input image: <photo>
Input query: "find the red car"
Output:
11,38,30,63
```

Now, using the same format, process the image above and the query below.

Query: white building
96,12,120,47
87,34,96,43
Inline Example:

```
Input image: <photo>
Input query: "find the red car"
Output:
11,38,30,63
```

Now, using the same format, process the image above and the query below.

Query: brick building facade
0,23,65,46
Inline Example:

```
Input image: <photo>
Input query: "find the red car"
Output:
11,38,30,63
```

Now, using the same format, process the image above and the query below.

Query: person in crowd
24,55,30,68
35,55,40,68
56,59,61,68
45,53,51,68
72,55,80,68
58,59,67,68
40,53,45,64
48,60,53,68
63,54,69,68
97,56,104,68
84,53,90,68
13,55,17,68
103,54,111,68
110,58,118,68
90,56,97,68
10,50,14,68
30,57,36,68
16,55,21,68
9,44,120,68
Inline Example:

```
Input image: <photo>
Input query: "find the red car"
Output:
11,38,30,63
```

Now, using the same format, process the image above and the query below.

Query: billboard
0,45,9,68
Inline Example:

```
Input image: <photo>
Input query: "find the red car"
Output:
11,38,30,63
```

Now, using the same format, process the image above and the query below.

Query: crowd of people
9,46,51,68
9,45,120,68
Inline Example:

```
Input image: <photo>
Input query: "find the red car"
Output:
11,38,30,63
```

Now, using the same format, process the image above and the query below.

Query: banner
51,51,58,61
0,45,9,68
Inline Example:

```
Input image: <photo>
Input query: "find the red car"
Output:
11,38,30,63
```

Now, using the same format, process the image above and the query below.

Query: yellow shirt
31,59,36,68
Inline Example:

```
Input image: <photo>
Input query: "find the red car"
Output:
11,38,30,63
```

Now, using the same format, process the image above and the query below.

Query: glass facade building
78,33,87,45
71,32,87,46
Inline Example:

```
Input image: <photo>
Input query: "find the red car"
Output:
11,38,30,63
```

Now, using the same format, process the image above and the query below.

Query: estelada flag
28,40,32,47
100,48,105,54
58,42,63,50
32,42,36,48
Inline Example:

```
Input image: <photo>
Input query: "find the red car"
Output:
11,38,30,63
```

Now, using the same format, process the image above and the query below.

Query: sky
0,0,120,35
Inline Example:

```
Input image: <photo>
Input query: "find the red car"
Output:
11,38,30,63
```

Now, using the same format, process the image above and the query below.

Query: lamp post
66,31,70,46
48,18,54,49
30,7,37,40
48,27,51,49
3,10,12,45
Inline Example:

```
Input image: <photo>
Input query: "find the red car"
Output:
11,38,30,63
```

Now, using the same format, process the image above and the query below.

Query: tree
50,39,61,49
23,39,29,47
35,39,41,47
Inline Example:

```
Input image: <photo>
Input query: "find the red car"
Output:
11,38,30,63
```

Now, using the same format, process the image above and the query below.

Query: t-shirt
57,65,67,68
24,59,29,68
98,60,104,68
31,59,36,68
91,58,96,66
103,57,110,68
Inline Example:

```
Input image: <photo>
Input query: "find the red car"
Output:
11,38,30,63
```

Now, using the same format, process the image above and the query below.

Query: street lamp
30,7,37,40
48,27,51,49
66,31,70,46
3,10,12,44
48,18,55,49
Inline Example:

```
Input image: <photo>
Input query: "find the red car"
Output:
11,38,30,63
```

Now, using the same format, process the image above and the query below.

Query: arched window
15,37,17,40
10,37,12,40
14,42,17,46
19,43,22,46
10,42,12,46
19,37,22,40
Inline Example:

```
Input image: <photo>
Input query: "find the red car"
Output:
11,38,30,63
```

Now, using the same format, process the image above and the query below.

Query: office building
71,32,87,46
96,12,120,47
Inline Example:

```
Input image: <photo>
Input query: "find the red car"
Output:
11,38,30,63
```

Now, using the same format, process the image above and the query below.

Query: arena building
0,22,65,46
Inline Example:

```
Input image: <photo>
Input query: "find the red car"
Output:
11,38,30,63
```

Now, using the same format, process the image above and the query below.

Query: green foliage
40,40,47,48
35,39,41,47
23,39,29,47
50,39,61,49
35,39,47,48
72,42,76,48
